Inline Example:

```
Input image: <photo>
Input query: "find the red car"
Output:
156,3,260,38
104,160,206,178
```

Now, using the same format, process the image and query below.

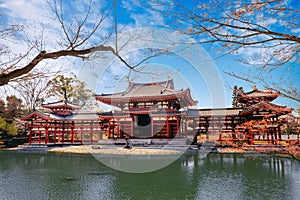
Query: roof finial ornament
253,85,257,91
60,96,66,103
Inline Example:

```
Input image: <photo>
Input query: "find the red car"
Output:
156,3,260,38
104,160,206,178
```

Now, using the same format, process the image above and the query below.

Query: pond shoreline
2,143,300,160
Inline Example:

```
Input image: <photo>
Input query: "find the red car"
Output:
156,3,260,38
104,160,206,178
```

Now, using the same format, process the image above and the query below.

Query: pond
0,151,300,200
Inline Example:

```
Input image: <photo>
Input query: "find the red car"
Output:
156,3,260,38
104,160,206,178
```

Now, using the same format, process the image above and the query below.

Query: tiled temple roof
21,110,51,121
238,86,280,103
186,102,292,118
22,110,98,121
94,79,197,107
42,100,81,110
41,100,81,116
186,108,242,117
239,102,293,116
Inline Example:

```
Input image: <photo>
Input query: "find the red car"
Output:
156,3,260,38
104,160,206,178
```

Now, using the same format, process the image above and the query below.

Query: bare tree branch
224,71,300,103
0,45,115,86
0,0,142,86
158,0,300,68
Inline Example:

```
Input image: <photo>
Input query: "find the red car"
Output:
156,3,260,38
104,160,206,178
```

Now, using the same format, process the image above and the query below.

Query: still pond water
1,151,300,200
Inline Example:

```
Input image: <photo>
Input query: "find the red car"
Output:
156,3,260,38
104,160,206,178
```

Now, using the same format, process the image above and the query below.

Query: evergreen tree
46,74,93,107
0,97,22,136
232,86,244,108
232,86,238,108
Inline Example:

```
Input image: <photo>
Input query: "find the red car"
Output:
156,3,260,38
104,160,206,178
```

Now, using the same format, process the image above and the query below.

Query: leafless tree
152,0,299,102
158,0,299,67
0,0,153,86
8,66,59,111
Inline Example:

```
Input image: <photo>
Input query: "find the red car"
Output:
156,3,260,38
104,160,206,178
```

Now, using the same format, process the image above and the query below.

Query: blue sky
0,0,299,112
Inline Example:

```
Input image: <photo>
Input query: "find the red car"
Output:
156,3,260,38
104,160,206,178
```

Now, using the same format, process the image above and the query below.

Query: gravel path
48,145,183,155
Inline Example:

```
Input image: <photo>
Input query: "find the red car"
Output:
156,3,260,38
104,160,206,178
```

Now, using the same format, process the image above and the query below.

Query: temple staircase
97,138,217,153
16,143,48,152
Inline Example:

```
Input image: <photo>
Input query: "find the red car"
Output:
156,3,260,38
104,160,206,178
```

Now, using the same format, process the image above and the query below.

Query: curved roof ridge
42,100,81,110
126,79,173,86
122,79,175,96
241,88,280,95
42,100,64,105
160,79,174,94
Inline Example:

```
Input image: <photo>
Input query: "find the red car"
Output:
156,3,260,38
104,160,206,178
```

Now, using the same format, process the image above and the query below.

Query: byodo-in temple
95,80,197,139
22,79,298,145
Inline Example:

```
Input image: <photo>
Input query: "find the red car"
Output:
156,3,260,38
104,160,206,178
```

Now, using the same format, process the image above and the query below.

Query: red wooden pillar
278,126,282,141
166,117,170,137
151,117,154,137
108,120,111,138
116,119,120,138
71,127,74,144
90,122,93,144
58,128,61,143
219,131,222,142
62,130,65,144
71,121,75,143
131,117,134,137
62,121,65,144
29,129,32,144
274,127,278,141
29,121,33,144
80,127,83,143
249,130,254,145
54,128,57,144
267,130,270,144
271,128,275,144
99,121,103,140
185,120,188,138
45,128,49,144
97,122,101,140
45,120,49,144
176,117,180,137
38,131,41,144
113,121,115,138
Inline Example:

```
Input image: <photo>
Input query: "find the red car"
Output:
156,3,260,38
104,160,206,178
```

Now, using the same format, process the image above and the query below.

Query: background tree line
0,74,94,138
0,96,24,137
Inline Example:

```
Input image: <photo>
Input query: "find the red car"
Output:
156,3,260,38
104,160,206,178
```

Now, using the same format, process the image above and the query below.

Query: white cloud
0,0,115,78
1,1,52,25
130,11,164,27
121,0,135,11
291,28,300,33
0,1,64,78
120,0,165,27
121,0,142,11
260,18,278,27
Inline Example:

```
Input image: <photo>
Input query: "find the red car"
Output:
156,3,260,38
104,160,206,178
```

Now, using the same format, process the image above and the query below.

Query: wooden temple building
22,80,294,145
21,101,100,144
95,79,197,139
186,86,293,144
